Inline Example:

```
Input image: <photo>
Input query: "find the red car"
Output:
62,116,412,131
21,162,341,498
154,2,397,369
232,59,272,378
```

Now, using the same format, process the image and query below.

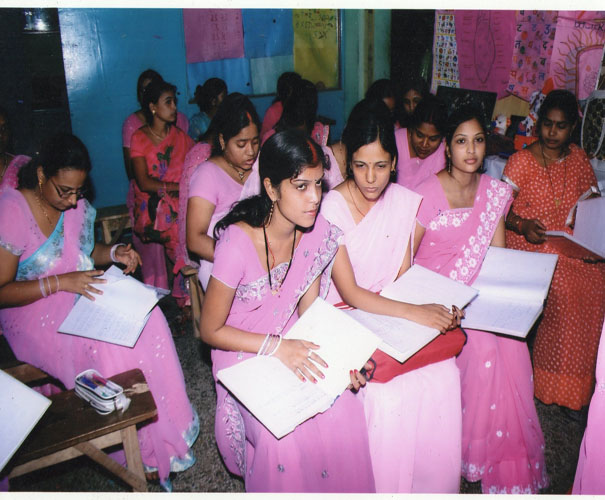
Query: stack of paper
59,265,168,348
0,370,51,471
216,298,381,439
462,247,558,337
347,265,478,362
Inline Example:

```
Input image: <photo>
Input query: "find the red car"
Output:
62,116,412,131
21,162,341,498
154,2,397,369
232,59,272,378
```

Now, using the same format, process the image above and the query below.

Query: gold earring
266,201,275,226
38,177,43,191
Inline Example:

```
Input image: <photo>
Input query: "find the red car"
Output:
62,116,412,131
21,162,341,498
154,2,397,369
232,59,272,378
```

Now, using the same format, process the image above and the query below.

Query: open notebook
461,247,558,337
0,370,51,471
346,265,478,363
58,266,169,348
546,196,605,260
217,298,381,439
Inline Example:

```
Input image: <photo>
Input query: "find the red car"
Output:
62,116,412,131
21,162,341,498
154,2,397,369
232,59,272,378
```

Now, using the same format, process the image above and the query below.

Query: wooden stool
95,204,131,245
6,368,157,492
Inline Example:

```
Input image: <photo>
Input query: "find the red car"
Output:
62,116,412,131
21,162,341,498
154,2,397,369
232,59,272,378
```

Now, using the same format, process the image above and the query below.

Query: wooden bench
95,204,131,245
5,368,157,492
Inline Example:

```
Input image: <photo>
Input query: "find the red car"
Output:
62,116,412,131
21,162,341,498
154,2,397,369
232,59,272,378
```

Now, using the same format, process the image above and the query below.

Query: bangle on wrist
39,277,47,298
110,243,126,263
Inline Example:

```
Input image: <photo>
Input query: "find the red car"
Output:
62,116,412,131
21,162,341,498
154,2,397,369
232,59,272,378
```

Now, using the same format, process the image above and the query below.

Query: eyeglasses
49,177,87,200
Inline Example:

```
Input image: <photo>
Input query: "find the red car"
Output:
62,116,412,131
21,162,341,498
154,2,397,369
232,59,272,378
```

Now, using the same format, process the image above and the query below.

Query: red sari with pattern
130,125,193,264
504,144,605,410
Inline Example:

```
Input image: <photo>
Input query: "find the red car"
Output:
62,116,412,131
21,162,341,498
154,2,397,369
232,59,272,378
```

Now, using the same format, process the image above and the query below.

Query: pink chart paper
455,10,516,98
183,9,244,64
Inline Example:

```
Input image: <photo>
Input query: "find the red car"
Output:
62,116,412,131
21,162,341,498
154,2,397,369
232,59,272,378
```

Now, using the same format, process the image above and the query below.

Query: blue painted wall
58,9,356,208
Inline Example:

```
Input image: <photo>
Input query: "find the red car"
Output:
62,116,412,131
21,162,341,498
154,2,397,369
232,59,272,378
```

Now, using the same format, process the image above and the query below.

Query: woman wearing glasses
0,134,199,491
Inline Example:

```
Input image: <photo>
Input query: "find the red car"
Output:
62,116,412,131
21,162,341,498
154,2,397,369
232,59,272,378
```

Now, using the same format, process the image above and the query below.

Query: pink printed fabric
321,184,462,493
130,125,193,263
573,319,605,494
209,216,375,492
320,146,344,190
0,189,197,484
187,158,260,289
395,128,446,191
0,155,30,191
174,142,211,275
122,111,190,291
122,111,189,148
415,174,549,494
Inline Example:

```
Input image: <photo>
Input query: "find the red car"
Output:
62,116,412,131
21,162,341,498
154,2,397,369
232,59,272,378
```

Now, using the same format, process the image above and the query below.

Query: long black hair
341,98,397,181
214,129,328,239
274,71,302,104
18,134,92,190
194,78,227,113
136,68,162,106
210,93,261,157
275,79,318,136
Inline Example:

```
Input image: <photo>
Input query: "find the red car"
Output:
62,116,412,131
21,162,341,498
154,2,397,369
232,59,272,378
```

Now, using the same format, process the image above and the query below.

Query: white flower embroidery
490,404,496,410
485,361,491,368
496,430,503,437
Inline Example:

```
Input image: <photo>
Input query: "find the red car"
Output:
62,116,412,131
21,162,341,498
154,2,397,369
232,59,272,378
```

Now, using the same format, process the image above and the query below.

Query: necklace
263,225,296,295
225,157,252,182
347,180,368,218
540,143,567,208
36,188,54,227
147,124,169,142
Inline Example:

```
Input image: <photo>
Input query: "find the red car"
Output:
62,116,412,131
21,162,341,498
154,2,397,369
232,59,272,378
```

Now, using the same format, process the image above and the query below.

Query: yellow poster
293,10,339,89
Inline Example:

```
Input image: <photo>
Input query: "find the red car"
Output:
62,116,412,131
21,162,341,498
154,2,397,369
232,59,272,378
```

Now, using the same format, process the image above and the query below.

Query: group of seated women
0,67,604,494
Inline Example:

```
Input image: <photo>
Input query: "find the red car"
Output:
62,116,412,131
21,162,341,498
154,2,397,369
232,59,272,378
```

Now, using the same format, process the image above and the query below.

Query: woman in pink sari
573,319,605,494
395,94,447,191
321,99,463,493
0,135,198,491
131,79,193,306
260,71,301,139
186,93,261,290
0,107,31,191
122,69,189,290
200,130,375,492
414,107,548,493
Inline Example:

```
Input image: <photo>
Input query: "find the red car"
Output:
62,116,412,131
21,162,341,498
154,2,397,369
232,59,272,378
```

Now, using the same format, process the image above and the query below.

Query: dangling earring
38,177,43,192
446,155,452,173
265,201,275,226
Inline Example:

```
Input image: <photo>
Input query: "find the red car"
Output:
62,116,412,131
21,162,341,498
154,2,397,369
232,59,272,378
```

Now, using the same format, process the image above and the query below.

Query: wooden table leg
121,425,147,491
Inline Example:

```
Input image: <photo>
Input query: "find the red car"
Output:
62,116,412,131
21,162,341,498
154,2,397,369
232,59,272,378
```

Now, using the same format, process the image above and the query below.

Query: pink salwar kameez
321,183,462,493
210,215,375,492
415,173,548,493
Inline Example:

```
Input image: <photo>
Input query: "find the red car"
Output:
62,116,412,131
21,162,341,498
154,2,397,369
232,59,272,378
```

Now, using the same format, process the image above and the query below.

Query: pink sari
210,215,375,492
321,184,462,493
0,189,197,489
415,174,548,493
395,128,445,191
573,319,605,494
